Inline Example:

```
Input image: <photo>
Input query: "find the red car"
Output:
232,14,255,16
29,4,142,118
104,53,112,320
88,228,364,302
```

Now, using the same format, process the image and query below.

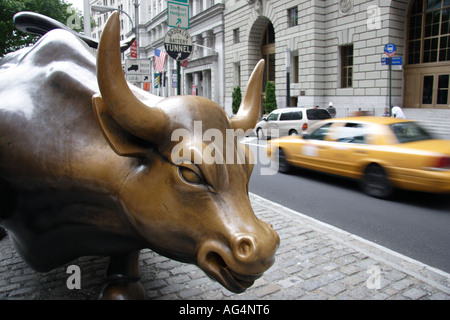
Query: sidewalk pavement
0,193,449,300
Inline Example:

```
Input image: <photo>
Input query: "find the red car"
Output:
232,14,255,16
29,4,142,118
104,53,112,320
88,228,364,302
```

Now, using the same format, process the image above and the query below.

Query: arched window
408,0,450,65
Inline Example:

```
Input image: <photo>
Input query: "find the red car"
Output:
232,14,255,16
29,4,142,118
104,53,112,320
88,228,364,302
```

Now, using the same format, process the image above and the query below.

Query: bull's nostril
234,235,255,260
239,239,251,256
206,251,226,268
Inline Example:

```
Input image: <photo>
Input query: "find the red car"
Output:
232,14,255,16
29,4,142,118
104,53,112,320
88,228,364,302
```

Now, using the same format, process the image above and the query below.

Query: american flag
154,49,167,73
180,59,188,68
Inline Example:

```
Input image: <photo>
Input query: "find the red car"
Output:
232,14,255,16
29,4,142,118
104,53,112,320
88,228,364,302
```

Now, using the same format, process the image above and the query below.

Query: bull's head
92,12,279,293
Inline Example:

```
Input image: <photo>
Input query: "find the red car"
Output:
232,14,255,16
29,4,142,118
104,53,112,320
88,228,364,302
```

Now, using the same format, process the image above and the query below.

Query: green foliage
264,81,277,114
0,0,77,58
231,86,242,114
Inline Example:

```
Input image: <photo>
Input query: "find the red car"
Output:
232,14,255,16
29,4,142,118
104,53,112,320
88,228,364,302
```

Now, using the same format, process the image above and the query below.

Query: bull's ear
92,94,149,158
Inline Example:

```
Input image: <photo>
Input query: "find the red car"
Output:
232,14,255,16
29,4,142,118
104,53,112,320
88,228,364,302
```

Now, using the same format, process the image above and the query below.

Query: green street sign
167,1,189,29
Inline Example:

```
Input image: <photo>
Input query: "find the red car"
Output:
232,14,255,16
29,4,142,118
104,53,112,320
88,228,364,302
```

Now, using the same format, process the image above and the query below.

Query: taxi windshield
390,122,434,143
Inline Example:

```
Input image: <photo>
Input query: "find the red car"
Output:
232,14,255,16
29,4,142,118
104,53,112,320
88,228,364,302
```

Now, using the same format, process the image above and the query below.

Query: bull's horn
97,12,167,143
230,60,265,131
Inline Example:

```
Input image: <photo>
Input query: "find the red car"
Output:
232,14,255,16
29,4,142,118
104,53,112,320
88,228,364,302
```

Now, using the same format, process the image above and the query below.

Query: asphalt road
243,137,450,274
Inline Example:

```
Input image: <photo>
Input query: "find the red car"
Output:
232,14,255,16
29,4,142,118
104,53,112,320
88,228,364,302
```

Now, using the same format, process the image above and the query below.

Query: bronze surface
0,12,279,298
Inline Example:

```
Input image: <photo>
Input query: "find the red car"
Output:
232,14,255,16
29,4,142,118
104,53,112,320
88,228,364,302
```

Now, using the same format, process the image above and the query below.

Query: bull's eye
178,166,203,185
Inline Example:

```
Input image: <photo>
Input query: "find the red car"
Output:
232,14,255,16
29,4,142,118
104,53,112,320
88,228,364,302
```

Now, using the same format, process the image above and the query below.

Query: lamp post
285,47,291,107
83,0,91,37
91,5,135,34
134,0,140,59
92,3,139,59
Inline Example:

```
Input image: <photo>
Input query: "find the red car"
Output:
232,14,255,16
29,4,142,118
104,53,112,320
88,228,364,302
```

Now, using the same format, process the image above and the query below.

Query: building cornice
190,3,225,27
184,54,219,71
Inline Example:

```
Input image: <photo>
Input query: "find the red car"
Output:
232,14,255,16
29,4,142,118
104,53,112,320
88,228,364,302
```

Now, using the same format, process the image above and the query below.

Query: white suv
254,107,331,140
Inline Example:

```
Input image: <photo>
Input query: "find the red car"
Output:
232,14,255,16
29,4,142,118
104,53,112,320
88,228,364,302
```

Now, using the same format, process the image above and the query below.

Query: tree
264,81,277,114
0,0,77,58
231,86,242,115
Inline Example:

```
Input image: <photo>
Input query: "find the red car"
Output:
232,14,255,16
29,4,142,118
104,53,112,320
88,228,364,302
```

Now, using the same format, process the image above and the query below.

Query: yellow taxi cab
267,116,450,198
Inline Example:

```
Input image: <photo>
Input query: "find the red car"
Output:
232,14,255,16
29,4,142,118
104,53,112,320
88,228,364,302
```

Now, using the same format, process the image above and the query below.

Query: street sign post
384,43,397,116
164,28,193,95
125,59,151,83
381,57,402,65
130,40,138,58
167,1,189,29
164,28,193,61
384,43,396,57
126,74,151,82
125,59,151,74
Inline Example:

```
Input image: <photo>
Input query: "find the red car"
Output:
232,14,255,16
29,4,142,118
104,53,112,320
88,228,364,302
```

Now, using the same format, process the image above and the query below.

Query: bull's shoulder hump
12,29,96,69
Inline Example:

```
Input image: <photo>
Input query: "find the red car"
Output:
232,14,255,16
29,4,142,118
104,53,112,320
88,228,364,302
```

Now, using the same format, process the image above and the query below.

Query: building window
233,28,240,44
437,74,449,103
408,0,450,64
340,45,353,88
422,73,450,104
288,7,298,27
235,63,241,87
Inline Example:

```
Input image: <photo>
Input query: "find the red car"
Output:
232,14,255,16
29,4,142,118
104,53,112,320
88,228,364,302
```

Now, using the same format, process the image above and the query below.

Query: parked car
267,116,450,198
254,107,331,140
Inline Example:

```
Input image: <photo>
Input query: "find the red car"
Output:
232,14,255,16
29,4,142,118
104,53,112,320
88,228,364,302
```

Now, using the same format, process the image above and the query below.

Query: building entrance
261,23,275,91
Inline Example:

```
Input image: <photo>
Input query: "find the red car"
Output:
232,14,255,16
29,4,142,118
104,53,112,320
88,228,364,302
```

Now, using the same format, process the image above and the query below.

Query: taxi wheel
361,164,393,198
277,148,291,173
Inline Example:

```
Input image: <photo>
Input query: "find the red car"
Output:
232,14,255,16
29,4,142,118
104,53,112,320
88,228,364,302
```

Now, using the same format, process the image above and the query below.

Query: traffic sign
130,40,137,58
384,43,396,57
125,59,150,83
126,74,151,82
125,59,151,74
164,28,193,61
167,1,189,29
381,57,402,66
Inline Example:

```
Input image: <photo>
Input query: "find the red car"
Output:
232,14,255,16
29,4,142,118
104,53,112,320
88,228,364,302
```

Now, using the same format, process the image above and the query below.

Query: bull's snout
231,221,279,264
197,221,279,293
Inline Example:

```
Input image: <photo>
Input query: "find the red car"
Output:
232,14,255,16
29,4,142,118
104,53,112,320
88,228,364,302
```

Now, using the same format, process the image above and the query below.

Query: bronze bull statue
0,12,279,299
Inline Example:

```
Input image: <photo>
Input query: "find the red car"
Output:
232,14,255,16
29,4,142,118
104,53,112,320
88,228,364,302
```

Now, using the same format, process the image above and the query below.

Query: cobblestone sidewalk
0,193,449,300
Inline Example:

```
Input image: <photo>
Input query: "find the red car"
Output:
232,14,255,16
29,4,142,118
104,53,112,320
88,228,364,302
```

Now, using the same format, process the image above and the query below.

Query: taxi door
319,122,369,178
293,122,336,172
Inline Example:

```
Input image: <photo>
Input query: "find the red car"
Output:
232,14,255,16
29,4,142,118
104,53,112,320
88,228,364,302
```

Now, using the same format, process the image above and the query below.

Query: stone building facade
91,0,225,106
90,0,450,131
224,0,450,119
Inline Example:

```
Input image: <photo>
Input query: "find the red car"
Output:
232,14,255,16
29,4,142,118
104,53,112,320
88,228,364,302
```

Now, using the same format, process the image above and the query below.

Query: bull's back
0,29,105,185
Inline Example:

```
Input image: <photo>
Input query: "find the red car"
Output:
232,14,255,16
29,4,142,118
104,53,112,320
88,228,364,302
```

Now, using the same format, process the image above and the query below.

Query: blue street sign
381,56,402,65
384,43,396,57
